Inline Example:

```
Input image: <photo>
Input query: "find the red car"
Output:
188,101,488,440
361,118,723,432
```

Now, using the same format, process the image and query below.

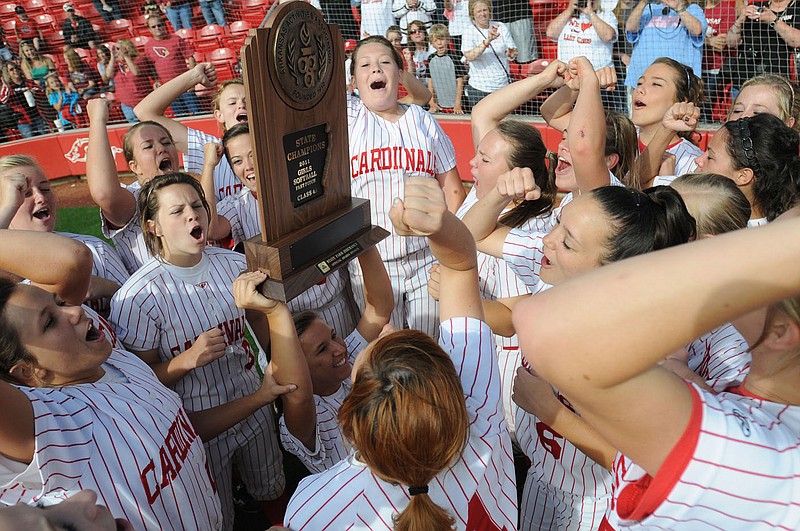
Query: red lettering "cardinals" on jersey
140,408,204,505
350,147,436,178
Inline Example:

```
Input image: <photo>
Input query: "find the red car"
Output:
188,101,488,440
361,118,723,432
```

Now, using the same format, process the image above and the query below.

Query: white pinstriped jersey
58,231,130,315
109,248,281,529
479,247,528,438
503,228,546,292
515,281,609,530
347,94,455,336
348,94,457,262
359,0,394,38
686,323,750,393
0,348,223,530
109,248,261,413
278,330,369,474
456,187,531,435
184,126,242,202
284,318,517,531
605,383,800,530
100,181,151,274
216,188,261,247
515,386,612,530
669,138,702,177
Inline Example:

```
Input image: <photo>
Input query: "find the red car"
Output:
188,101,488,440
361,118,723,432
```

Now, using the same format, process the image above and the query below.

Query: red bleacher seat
228,20,251,48
50,29,66,48
52,10,70,26
106,18,133,39
0,4,19,17
131,15,149,31
526,59,551,76
131,35,150,50
537,43,558,61
1,20,16,39
23,0,49,16
48,0,73,11
208,47,236,80
238,0,269,27
33,13,57,34
175,27,195,45
195,24,225,53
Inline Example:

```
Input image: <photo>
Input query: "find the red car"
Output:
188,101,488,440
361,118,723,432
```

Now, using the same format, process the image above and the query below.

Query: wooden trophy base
244,197,389,301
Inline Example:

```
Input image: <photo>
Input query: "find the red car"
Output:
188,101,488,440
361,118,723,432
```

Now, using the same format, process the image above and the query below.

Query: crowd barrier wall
0,114,716,184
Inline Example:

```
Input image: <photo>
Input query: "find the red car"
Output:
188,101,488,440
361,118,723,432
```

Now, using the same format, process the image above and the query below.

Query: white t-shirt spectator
557,10,618,68
461,20,517,93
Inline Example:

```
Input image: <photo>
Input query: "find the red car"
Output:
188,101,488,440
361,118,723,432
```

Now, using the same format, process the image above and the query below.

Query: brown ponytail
339,329,468,531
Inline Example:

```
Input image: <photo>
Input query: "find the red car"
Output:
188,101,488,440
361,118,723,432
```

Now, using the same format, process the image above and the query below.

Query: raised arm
461,167,541,258
398,69,432,105
200,142,232,240
133,63,218,153
567,57,614,192
540,84,579,133
0,172,26,229
637,102,700,187
664,0,703,36
436,167,466,213
0,229,92,305
514,216,800,475
233,271,315,450
390,176,481,321
354,247,394,341
546,0,578,41
86,99,136,228
625,0,648,33
471,60,567,147
463,23,499,62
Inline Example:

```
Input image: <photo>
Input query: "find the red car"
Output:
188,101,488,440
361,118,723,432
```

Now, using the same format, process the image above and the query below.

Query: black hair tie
408,485,429,496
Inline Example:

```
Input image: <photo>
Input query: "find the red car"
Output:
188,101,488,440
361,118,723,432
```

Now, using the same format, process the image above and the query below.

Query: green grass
55,206,108,242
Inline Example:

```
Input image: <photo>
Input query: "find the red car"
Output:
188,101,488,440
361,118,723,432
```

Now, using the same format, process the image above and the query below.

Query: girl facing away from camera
282,177,517,530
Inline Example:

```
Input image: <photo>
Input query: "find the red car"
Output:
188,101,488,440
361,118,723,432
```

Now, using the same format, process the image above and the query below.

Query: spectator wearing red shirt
14,6,45,53
112,39,155,122
142,14,200,116
0,62,49,138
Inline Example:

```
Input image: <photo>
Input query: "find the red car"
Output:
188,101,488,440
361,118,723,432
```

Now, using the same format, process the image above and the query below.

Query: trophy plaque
241,1,388,301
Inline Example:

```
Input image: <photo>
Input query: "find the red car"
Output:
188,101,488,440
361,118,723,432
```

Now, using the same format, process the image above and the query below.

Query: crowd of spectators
0,0,798,143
